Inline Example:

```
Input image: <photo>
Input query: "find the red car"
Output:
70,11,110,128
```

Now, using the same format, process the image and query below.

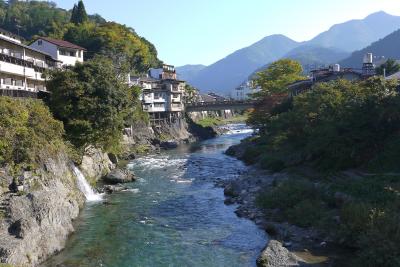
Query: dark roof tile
38,37,87,51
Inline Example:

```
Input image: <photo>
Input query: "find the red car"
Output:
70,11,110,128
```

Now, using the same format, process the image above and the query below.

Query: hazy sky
51,0,400,66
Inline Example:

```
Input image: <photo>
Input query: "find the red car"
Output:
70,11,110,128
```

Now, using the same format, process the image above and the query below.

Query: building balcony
0,58,47,81
0,83,43,92
153,98,166,102
0,53,49,72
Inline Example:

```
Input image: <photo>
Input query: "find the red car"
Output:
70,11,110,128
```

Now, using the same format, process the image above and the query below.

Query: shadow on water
41,124,267,267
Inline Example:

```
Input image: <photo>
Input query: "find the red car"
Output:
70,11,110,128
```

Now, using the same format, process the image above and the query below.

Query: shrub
259,154,285,172
0,97,66,168
241,146,263,165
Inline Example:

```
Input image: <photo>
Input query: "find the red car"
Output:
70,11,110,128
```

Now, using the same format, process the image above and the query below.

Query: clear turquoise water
42,125,267,267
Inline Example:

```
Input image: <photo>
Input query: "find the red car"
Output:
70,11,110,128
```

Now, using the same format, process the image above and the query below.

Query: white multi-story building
232,80,259,100
30,37,86,67
0,28,59,97
132,64,186,123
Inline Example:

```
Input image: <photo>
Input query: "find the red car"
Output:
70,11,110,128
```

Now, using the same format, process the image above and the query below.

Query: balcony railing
0,53,49,73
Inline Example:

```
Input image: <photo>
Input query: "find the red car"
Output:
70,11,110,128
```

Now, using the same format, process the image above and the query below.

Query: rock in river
257,240,300,267
103,168,135,184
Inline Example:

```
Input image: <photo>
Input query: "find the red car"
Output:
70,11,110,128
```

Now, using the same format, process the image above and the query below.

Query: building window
69,51,75,57
154,103,164,108
59,49,67,56
38,40,42,45
4,78,12,85
154,93,163,99
15,80,23,87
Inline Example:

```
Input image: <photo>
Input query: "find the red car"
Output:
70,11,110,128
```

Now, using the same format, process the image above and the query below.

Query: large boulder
103,169,135,184
257,240,300,267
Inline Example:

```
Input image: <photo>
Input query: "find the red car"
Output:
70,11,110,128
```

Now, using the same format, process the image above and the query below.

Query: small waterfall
72,165,103,202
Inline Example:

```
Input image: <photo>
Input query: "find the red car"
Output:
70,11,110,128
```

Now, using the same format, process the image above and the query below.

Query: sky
50,0,400,66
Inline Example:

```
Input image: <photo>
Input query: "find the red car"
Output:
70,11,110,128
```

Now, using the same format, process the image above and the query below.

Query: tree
70,0,88,24
0,97,65,167
253,59,304,97
46,56,138,153
248,59,304,131
70,4,78,24
375,58,400,77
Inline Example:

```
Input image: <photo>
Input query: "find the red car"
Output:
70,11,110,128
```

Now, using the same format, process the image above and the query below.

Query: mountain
181,11,400,95
176,64,206,81
247,45,350,80
186,34,300,94
283,45,350,72
308,11,400,52
340,28,400,68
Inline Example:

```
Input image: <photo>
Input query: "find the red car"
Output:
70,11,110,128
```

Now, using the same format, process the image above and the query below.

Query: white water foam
129,155,188,171
224,124,254,135
72,165,103,202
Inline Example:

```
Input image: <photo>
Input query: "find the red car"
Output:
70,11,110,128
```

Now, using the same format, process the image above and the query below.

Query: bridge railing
186,100,257,108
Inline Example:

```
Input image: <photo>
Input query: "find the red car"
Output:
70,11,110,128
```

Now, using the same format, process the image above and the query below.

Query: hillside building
289,54,376,97
232,80,260,100
30,37,86,67
0,28,59,97
131,64,186,123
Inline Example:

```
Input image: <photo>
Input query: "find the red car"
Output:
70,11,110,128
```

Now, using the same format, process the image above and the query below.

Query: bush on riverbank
257,172,400,266
244,60,400,265
247,77,400,171
0,97,66,170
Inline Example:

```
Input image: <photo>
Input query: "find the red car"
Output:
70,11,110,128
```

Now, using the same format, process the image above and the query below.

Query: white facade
232,80,259,100
0,33,58,93
135,65,186,119
30,38,85,67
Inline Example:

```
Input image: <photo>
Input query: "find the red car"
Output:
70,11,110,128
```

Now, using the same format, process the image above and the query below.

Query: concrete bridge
185,100,257,112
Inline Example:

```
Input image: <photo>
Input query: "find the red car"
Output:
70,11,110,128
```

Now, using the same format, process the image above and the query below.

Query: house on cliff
130,64,186,124
30,37,86,67
0,28,59,98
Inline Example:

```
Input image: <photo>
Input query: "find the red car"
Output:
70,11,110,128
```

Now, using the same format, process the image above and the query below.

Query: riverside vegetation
228,59,400,266
0,1,214,266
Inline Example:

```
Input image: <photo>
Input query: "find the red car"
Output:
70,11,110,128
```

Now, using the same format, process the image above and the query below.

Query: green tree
46,57,138,153
0,97,65,167
70,0,88,24
248,59,304,130
375,58,400,77
63,21,162,72
253,59,304,97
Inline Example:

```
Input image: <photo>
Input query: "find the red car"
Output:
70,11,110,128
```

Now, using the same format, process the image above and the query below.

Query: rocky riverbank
121,116,222,159
222,141,332,266
0,148,113,267
0,115,224,267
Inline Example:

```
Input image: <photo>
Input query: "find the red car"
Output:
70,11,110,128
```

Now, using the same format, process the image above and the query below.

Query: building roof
199,94,216,103
0,35,59,62
0,28,23,42
37,37,87,51
386,71,400,80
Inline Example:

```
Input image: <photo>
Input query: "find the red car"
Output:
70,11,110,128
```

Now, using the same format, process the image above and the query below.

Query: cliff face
0,149,112,267
122,117,217,157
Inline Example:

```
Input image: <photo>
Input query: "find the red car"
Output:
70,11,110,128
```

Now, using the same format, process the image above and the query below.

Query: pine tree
70,1,87,24
70,4,78,24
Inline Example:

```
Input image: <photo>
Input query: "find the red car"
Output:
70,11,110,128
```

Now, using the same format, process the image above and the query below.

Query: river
42,124,267,267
